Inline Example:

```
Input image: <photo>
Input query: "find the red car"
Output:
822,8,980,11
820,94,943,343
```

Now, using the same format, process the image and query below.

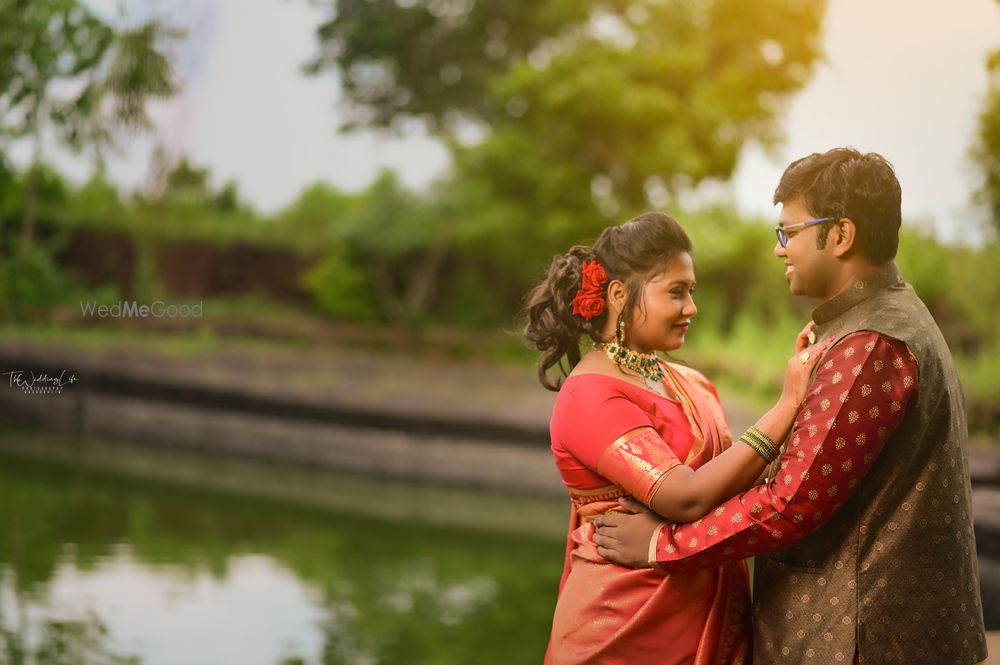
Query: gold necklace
594,341,664,382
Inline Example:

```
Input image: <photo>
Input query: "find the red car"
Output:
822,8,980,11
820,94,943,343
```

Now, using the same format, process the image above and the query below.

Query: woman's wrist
774,394,801,420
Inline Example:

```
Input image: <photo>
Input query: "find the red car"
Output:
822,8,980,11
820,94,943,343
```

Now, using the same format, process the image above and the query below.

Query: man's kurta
648,265,987,664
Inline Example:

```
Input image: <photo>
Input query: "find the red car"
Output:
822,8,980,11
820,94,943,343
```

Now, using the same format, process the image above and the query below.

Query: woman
523,212,825,665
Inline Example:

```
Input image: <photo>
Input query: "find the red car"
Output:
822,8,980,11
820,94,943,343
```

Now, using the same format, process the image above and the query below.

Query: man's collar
811,263,903,325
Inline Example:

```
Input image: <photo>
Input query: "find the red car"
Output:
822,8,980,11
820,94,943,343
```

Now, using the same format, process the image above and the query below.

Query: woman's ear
607,280,627,316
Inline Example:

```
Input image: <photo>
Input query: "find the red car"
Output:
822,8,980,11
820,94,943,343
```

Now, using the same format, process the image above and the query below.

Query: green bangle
742,429,779,459
740,434,777,463
746,425,779,451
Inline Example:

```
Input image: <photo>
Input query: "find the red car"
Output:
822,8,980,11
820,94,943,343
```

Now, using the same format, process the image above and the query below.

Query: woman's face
627,252,698,353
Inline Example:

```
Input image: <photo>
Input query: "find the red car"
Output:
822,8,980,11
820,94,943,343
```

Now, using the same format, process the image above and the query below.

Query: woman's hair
522,211,692,391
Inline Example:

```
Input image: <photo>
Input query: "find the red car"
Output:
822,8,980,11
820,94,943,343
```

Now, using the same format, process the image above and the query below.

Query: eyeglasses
774,217,834,248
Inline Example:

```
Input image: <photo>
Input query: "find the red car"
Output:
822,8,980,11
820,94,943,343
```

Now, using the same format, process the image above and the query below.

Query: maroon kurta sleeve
649,331,919,573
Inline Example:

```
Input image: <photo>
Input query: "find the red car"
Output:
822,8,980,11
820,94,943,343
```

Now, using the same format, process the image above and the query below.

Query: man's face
774,197,839,300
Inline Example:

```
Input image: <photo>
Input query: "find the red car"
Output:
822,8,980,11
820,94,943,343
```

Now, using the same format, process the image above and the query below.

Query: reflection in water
0,431,564,664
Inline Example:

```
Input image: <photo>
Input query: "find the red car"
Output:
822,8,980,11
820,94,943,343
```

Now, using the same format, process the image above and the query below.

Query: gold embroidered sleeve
596,427,684,506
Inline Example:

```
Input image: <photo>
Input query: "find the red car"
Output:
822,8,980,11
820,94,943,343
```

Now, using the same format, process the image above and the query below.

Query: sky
16,0,1000,243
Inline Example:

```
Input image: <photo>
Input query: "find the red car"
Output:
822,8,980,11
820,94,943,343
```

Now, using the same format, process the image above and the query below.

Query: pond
0,429,566,665
1,428,995,664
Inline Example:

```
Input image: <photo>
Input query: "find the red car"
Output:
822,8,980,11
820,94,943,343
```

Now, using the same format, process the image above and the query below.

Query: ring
799,351,811,365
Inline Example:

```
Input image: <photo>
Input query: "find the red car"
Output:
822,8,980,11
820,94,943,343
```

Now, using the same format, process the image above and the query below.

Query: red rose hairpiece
572,260,608,320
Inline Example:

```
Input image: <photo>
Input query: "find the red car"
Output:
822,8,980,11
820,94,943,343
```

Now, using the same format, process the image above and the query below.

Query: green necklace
595,341,664,382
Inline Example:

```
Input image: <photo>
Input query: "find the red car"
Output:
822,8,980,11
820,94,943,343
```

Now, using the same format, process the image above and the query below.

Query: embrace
523,148,987,664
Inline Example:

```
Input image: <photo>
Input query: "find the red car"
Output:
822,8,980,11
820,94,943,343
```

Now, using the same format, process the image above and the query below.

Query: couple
523,148,987,664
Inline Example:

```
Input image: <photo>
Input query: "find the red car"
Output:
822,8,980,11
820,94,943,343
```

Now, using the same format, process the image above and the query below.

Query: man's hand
592,497,664,568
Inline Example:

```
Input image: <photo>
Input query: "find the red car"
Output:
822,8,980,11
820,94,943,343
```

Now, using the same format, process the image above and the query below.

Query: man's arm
594,331,919,571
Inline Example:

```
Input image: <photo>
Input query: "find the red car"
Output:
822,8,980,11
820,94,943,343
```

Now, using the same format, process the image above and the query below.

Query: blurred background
0,0,999,663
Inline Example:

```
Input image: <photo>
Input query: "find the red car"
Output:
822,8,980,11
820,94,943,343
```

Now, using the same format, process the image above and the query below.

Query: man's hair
773,147,902,264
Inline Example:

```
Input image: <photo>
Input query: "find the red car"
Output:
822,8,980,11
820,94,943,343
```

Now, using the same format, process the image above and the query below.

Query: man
593,148,987,664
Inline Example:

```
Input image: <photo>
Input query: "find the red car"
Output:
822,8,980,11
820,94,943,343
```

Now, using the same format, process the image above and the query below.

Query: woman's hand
779,336,832,408
795,320,816,353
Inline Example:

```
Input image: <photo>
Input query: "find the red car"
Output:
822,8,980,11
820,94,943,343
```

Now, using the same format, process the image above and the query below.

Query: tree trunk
405,243,447,314
19,116,43,257
19,164,40,256
369,260,407,327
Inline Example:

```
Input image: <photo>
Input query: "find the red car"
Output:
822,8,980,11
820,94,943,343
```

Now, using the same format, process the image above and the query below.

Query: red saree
544,363,750,665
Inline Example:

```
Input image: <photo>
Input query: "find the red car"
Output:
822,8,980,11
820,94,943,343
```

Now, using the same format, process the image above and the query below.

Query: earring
616,318,627,347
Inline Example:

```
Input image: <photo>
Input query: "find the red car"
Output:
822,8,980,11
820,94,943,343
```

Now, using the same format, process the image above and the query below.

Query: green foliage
0,246,74,319
309,0,825,223
275,181,359,245
0,0,179,156
301,171,453,326
971,4,1000,238
301,245,380,322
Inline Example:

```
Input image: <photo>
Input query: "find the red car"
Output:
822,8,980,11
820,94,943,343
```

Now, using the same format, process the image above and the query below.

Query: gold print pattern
861,384,872,397
874,359,885,372
882,380,892,392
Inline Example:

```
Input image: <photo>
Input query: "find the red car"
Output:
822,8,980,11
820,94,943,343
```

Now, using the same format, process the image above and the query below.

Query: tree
303,171,451,326
971,6,1000,239
306,0,825,211
305,0,827,316
0,0,181,257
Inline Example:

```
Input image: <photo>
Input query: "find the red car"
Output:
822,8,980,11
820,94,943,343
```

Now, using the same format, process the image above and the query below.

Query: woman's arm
644,337,828,522
642,401,796,521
